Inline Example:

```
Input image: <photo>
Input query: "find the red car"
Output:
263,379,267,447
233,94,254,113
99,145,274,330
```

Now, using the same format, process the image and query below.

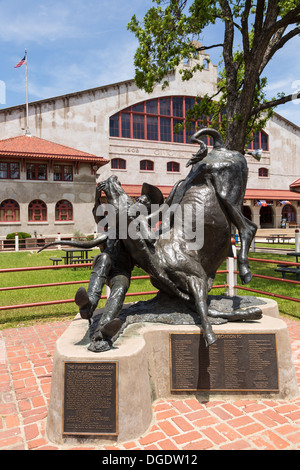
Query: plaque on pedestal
170,333,279,392
63,362,118,436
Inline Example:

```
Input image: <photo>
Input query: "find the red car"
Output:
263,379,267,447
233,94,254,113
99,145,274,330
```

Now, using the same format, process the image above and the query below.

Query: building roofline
0,78,137,114
273,112,300,132
1,77,300,133
0,134,109,165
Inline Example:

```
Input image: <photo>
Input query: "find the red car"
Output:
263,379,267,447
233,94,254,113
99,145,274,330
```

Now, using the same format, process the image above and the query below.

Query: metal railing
0,242,299,313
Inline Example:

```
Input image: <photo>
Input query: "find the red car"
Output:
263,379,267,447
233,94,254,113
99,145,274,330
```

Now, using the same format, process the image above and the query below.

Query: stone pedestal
46,297,299,445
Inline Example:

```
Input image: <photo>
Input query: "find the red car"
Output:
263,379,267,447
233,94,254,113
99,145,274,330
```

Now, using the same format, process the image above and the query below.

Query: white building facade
0,48,299,237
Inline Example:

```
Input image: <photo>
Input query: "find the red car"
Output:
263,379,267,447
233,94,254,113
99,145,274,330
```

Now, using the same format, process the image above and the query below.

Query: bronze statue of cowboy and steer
38,128,262,352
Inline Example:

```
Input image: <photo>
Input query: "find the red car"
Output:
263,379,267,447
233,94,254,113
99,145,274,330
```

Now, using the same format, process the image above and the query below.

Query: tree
128,0,300,153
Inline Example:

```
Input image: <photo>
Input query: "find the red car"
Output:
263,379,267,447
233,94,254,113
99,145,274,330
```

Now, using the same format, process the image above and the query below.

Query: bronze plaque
170,333,279,392
63,362,118,436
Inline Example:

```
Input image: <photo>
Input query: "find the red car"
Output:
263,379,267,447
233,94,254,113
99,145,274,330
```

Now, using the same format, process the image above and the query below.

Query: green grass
0,249,154,329
213,250,300,320
0,248,299,330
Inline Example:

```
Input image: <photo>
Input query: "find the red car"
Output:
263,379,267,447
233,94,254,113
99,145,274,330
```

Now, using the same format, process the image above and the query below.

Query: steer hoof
238,264,253,285
204,329,217,347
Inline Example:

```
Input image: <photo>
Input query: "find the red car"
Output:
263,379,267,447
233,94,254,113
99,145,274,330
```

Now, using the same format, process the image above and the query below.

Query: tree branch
195,44,224,52
269,6,300,35
250,92,300,116
259,25,300,75
241,0,252,58
253,0,265,37
220,0,237,101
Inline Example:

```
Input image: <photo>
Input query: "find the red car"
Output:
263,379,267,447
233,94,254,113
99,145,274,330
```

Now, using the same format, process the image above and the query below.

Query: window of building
53,164,73,181
282,204,296,223
0,162,20,179
0,199,20,222
55,200,73,221
28,200,47,221
140,160,154,171
167,161,180,172
248,131,269,151
258,167,269,177
111,158,126,170
109,96,214,145
133,114,145,139
26,163,47,180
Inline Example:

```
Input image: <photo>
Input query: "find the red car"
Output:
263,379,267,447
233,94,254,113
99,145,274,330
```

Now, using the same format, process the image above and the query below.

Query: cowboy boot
75,253,111,320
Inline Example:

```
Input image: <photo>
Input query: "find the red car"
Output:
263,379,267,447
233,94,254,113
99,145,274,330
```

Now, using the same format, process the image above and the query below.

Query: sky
0,0,300,126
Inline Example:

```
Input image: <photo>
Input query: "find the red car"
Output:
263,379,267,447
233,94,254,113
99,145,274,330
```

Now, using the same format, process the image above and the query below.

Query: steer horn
191,127,225,149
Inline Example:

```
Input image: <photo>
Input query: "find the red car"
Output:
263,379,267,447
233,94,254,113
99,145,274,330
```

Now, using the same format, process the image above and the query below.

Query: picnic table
274,251,300,281
267,234,292,244
62,248,93,265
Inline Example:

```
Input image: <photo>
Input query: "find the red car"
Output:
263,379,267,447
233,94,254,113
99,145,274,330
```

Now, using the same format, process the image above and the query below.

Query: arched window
167,161,180,172
0,199,20,222
109,96,215,145
140,160,154,171
111,158,126,170
28,200,47,222
282,204,296,223
55,200,73,221
248,131,269,151
258,167,269,177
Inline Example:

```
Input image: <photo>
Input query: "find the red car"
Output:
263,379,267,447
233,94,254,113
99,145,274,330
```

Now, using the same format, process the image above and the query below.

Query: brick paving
0,316,300,450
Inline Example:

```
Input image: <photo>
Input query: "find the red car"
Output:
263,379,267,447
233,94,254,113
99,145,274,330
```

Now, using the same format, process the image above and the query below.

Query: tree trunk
224,117,249,153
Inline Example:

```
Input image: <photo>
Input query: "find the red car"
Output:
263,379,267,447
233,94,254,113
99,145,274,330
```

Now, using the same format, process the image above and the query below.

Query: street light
247,148,262,161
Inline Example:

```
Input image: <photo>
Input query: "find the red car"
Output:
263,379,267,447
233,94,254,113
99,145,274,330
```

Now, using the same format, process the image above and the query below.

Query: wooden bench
275,265,300,281
49,257,62,266
267,237,276,243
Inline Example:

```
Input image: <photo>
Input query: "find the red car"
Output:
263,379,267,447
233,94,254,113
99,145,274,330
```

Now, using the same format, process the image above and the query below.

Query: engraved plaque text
63,362,118,436
170,333,279,392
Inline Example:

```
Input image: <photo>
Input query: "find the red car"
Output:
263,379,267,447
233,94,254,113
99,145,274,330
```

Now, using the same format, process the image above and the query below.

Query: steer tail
191,128,225,149
37,233,108,253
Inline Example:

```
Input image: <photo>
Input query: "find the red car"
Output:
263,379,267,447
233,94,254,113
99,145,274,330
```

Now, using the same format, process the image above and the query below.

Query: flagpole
25,49,30,135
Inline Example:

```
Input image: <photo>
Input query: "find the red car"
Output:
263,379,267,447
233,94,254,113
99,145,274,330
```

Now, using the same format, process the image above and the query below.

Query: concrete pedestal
46,298,299,445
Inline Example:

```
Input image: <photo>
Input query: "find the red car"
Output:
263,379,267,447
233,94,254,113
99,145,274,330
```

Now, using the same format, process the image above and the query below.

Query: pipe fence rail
0,250,299,313
0,229,299,253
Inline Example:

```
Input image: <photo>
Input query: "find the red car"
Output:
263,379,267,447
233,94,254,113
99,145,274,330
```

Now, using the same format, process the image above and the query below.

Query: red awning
121,185,300,201
245,189,300,201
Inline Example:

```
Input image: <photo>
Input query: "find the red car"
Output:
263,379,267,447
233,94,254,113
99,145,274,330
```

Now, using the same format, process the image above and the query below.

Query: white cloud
0,3,77,44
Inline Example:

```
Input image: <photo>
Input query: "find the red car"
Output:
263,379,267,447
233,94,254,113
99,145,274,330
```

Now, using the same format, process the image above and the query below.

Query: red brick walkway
0,317,300,450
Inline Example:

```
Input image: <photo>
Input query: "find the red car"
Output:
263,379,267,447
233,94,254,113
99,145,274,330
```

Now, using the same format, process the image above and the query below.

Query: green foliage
128,0,217,93
128,1,300,148
6,232,31,240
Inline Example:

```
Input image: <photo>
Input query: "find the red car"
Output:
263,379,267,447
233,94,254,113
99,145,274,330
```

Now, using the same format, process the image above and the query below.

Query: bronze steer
99,173,231,346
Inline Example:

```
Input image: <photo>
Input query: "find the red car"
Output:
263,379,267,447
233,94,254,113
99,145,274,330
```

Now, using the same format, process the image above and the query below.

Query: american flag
14,56,26,68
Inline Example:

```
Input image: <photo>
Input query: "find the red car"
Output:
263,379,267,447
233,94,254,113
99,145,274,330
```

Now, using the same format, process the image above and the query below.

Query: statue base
46,297,299,445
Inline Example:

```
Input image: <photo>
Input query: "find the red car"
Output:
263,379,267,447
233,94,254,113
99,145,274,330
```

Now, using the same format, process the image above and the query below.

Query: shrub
6,232,31,240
